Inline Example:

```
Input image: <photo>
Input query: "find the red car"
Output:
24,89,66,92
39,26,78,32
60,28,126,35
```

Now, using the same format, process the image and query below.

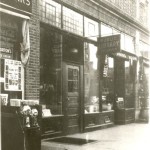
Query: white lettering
0,48,12,53
26,0,31,6
17,0,31,6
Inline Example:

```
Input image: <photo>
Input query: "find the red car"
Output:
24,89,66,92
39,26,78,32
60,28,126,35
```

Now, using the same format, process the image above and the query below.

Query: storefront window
63,7,83,36
125,35,135,54
113,28,120,34
39,0,61,28
139,57,149,108
121,33,135,53
40,27,62,115
84,43,99,113
84,17,99,41
101,23,113,37
121,33,125,50
0,13,22,102
101,56,114,111
125,60,135,108
139,41,150,59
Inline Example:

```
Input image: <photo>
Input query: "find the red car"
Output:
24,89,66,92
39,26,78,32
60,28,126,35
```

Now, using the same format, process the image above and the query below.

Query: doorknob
67,97,70,101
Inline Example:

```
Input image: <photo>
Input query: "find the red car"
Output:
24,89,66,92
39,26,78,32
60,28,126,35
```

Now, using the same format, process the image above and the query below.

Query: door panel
64,64,81,134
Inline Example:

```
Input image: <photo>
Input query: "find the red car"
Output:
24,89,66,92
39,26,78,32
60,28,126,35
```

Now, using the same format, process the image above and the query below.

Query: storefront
0,0,32,101
0,1,41,150
38,0,116,137
1,0,149,142
38,0,139,138
98,24,138,124
138,41,150,122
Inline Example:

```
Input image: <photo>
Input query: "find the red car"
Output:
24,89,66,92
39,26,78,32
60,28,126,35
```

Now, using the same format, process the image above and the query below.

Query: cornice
93,0,149,36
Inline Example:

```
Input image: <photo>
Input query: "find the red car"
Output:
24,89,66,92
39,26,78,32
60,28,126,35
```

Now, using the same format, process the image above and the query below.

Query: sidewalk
42,123,150,150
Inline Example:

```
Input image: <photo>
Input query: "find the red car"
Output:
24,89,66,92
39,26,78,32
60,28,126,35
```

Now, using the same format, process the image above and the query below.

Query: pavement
41,123,150,150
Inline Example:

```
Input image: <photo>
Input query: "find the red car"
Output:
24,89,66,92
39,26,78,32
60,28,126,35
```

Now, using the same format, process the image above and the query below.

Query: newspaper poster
4,59,22,91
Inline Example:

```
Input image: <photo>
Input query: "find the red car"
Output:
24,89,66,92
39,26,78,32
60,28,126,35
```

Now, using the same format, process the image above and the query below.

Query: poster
4,59,22,91
0,94,8,106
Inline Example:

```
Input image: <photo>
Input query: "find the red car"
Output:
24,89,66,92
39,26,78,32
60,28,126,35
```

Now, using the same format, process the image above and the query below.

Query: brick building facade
0,0,150,139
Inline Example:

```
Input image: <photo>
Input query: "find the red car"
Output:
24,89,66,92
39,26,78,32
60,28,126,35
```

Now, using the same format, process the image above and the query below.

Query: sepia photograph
0,0,150,150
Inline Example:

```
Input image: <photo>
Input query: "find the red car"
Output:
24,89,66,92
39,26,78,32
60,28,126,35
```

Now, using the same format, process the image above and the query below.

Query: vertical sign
4,59,22,91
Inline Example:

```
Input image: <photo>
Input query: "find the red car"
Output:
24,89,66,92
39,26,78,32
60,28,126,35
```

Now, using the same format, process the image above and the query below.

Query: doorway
63,63,82,134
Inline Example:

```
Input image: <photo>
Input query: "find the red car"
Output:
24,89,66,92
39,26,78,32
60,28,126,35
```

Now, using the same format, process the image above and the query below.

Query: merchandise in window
101,56,114,111
84,43,99,113
40,28,62,115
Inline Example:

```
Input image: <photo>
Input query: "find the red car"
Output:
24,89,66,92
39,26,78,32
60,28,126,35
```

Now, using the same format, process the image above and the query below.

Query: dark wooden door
63,63,81,134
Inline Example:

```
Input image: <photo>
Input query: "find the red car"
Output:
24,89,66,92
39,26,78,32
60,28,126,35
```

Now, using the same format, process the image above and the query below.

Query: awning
139,56,150,67
20,20,30,66
110,50,138,61
0,7,30,19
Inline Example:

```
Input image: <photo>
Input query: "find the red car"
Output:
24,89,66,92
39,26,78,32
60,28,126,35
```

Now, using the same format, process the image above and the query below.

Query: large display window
124,60,136,108
101,56,114,111
84,43,99,113
0,13,22,105
40,27,62,115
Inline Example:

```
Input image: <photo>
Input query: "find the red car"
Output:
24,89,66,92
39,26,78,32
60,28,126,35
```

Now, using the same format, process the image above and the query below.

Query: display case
84,111,114,132
41,115,64,139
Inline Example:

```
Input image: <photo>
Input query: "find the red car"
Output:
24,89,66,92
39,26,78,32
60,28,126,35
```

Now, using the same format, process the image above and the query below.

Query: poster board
0,94,8,106
4,59,22,91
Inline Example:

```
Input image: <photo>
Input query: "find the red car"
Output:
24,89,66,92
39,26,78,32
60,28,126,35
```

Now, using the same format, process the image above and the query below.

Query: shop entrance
63,63,81,134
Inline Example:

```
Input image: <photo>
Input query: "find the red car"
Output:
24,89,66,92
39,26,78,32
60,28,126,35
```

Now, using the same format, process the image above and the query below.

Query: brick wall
25,0,40,100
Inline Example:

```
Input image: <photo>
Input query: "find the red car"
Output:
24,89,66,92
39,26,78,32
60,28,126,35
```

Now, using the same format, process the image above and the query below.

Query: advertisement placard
4,59,22,91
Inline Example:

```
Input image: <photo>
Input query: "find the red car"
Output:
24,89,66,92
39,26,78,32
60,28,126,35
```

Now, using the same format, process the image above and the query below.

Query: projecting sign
0,0,32,14
98,34,121,53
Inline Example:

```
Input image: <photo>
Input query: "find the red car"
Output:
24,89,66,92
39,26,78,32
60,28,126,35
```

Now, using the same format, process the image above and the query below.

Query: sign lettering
98,34,121,53
0,0,32,14
0,48,12,53
0,48,12,59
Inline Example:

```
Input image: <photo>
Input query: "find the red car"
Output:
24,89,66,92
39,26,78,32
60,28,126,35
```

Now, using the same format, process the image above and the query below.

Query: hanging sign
98,34,121,54
0,0,32,14
4,59,22,91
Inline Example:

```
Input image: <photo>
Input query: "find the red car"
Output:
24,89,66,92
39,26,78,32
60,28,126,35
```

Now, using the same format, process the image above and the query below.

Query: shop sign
113,52,137,61
4,59,22,91
0,0,32,14
103,55,108,77
99,34,121,53
0,48,12,59
142,58,150,66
